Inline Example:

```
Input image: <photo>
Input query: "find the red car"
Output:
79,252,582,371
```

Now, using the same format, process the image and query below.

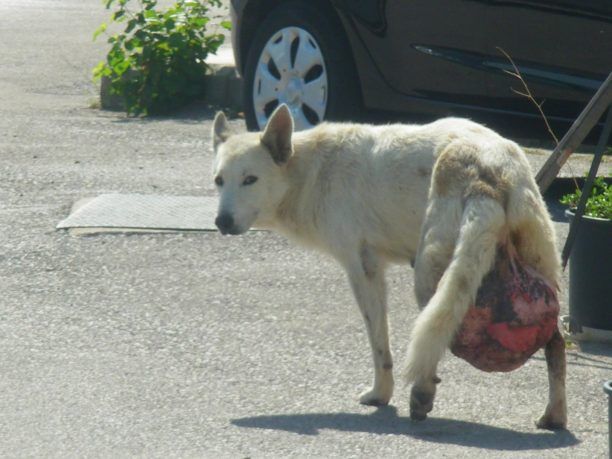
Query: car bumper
230,0,246,76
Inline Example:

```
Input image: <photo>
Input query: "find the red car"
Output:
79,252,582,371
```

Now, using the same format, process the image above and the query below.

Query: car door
338,0,491,109
482,0,612,121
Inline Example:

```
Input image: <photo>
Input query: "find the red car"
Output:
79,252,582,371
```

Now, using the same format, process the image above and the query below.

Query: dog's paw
409,386,435,421
536,401,567,430
359,387,392,406
536,413,567,430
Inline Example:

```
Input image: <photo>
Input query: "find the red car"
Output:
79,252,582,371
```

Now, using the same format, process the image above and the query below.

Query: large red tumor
451,244,559,372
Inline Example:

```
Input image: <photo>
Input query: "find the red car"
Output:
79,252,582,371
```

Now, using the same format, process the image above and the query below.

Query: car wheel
242,1,361,131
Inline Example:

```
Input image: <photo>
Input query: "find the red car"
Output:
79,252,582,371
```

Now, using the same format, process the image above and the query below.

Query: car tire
242,0,361,131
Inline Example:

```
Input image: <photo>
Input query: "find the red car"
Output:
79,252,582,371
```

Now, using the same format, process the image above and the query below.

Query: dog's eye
214,176,224,187
242,175,258,186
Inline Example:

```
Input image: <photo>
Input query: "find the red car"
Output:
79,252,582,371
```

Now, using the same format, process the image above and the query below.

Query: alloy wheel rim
253,27,328,131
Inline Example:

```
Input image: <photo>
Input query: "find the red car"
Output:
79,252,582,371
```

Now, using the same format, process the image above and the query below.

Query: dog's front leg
344,246,394,406
536,328,567,430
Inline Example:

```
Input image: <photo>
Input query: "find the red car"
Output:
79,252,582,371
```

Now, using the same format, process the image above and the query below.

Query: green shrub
560,175,611,220
93,0,230,116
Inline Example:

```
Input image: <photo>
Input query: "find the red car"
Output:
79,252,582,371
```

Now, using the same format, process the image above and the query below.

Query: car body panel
482,0,612,119
233,0,612,123
335,0,490,103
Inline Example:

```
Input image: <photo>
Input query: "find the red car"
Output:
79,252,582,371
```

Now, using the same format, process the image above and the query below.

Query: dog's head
211,105,294,235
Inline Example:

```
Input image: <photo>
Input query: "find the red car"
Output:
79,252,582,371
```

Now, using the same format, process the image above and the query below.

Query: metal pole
561,107,612,268
536,72,612,194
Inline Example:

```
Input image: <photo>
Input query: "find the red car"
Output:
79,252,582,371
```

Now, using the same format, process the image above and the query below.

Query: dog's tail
404,196,506,383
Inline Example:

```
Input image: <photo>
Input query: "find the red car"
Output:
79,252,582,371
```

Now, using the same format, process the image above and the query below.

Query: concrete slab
57,194,221,234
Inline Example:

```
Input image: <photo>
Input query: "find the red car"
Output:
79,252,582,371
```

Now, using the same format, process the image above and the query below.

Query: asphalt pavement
0,1,610,457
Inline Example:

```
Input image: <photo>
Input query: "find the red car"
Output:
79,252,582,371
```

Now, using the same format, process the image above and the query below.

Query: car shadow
231,406,579,450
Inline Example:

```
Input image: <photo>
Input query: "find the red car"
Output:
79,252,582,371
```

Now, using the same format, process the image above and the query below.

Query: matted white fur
211,105,567,429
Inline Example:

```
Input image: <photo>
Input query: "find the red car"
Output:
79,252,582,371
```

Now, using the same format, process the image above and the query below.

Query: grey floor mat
57,194,222,234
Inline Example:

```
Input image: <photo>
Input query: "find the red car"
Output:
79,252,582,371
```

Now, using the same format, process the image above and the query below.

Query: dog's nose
215,213,234,234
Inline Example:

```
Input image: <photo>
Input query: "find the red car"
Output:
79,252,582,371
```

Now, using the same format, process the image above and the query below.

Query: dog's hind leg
406,197,505,420
414,197,461,309
536,328,568,429
343,244,394,406
507,188,566,429
507,186,561,288
410,198,460,419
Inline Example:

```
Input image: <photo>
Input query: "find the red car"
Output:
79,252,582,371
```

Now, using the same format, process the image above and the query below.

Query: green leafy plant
93,0,230,116
560,175,611,220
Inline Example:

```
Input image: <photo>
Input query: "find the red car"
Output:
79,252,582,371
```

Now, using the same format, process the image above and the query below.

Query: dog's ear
260,104,293,165
212,111,230,150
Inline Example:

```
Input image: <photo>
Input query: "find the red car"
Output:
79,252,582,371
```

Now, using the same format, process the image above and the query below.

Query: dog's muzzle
215,213,239,235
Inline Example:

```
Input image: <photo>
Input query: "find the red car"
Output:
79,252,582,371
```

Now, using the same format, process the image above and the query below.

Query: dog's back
279,118,519,263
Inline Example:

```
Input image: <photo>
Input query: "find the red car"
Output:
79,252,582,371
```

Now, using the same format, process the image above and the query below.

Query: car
229,0,612,132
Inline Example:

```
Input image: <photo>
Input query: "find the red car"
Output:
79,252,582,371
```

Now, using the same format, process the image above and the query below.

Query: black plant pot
565,210,612,334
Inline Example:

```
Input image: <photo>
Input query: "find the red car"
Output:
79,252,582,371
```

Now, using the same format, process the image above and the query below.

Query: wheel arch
238,0,361,101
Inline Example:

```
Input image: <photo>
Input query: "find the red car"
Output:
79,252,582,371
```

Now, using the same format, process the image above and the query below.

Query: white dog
211,105,566,429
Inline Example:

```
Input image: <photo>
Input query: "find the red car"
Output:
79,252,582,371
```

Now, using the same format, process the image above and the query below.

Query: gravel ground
0,1,610,457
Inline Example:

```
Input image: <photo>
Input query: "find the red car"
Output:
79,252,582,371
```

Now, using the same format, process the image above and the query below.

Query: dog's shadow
231,406,579,451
